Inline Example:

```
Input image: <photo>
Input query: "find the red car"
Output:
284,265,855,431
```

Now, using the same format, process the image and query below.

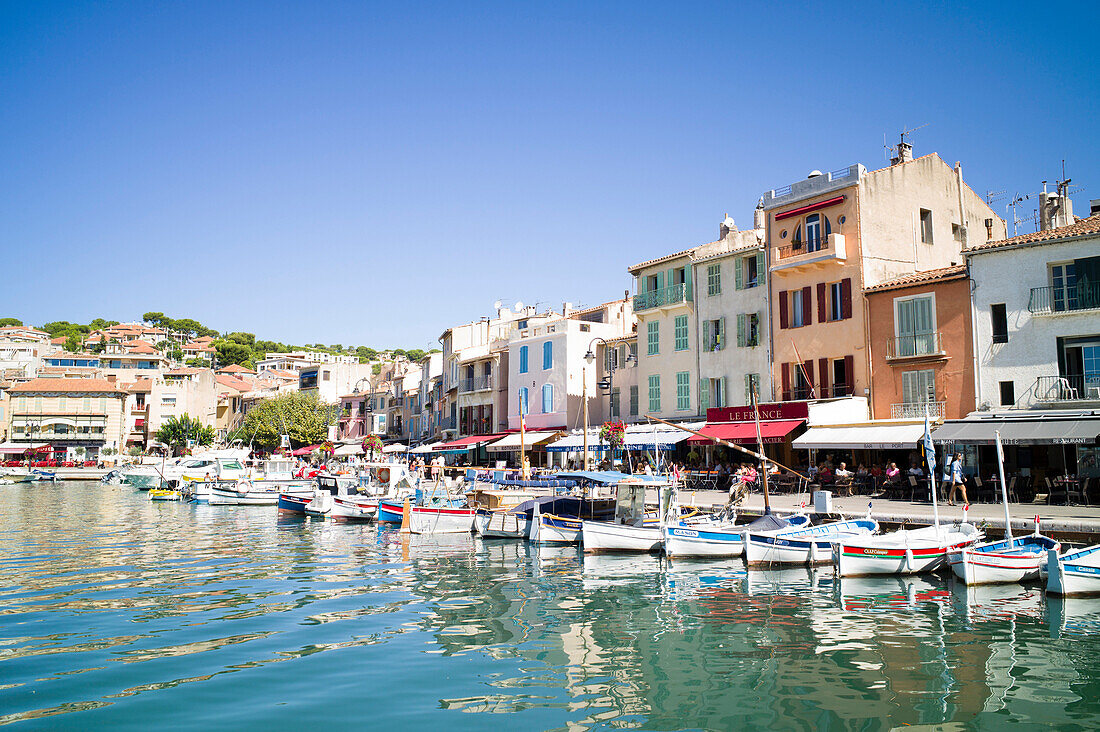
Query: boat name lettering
672,529,699,538
862,549,889,556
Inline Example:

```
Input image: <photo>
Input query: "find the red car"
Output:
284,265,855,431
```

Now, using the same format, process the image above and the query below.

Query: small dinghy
1047,544,1100,596
949,516,1058,585
746,516,878,567
664,512,810,558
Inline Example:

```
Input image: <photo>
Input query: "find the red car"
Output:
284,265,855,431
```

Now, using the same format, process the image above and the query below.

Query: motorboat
835,523,982,577
207,479,313,506
745,517,878,567
1047,544,1100,596
580,478,672,554
663,512,810,558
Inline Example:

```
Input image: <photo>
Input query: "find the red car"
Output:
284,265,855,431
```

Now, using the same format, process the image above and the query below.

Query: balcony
771,233,846,274
633,283,692,312
131,405,147,414
439,416,457,431
459,374,493,393
1033,375,1100,404
1028,283,1100,315
892,401,946,419
885,332,947,361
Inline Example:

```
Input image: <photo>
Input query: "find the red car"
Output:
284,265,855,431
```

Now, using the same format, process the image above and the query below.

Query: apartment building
6,377,128,460
595,334,638,424
298,361,376,404
762,149,1005,405
865,265,975,421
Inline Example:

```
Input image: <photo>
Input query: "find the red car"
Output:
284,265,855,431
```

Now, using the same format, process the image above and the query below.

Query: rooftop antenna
985,189,1006,206
1007,192,1032,236
884,123,929,163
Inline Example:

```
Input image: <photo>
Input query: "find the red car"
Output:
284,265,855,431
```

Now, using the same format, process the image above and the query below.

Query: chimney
719,213,737,239
754,198,765,230
1091,199,1100,217
984,218,994,241
891,141,913,165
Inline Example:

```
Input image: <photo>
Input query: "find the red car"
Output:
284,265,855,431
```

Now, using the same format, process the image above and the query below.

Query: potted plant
599,420,626,451
362,434,383,460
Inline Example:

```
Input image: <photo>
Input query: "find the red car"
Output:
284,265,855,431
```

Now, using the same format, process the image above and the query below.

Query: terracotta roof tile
966,214,1100,253
9,377,125,394
165,367,203,376
627,244,703,274
217,363,255,374
864,264,968,293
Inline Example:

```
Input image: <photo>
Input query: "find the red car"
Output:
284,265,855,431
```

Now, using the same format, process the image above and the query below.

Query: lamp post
353,377,373,439
584,337,635,466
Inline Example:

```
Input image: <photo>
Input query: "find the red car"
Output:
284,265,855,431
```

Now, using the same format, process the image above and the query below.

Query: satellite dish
493,300,502,310
514,301,524,311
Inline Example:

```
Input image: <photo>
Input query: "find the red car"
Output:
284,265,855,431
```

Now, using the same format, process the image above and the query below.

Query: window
706,264,721,295
580,323,590,332
991,304,1008,344
519,345,529,373
518,388,529,416
676,372,690,410
629,385,639,416
322,370,330,381
610,388,620,419
647,321,659,355
542,341,553,370
832,358,851,397
792,363,812,400
517,319,528,330
671,267,687,285
745,374,759,405
805,214,823,251
58,395,65,410
736,252,762,290
542,384,554,413
161,396,176,407
646,274,661,292
628,342,638,364
920,209,934,244
648,375,661,413
1051,263,1078,312
902,369,936,405
791,290,805,328
736,313,759,347
674,315,689,351
828,282,843,322
703,318,725,351
999,381,1015,406
895,294,936,355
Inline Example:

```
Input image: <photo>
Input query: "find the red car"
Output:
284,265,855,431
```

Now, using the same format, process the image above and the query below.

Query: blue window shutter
519,345,528,373
518,388,528,416
542,383,553,413
543,341,552,369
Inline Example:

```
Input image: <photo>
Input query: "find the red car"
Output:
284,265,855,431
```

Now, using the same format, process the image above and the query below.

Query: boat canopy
485,431,561,452
553,470,668,485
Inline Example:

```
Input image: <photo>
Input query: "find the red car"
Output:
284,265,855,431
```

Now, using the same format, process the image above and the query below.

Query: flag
921,410,937,478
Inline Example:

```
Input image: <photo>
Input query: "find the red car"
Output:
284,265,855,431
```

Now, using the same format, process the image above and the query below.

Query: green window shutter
655,270,665,292
699,378,709,410
735,259,744,290
755,252,764,283
718,317,726,350
702,320,712,351
719,377,727,407
684,266,692,299
736,313,746,347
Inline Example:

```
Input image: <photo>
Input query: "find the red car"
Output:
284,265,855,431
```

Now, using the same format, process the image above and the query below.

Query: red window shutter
844,354,855,395
803,361,814,389
778,290,788,329
841,278,853,320
801,285,812,325
818,358,829,395
817,282,827,323
781,362,790,400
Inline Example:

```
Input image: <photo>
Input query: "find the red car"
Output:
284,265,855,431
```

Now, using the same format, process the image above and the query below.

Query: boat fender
904,548,914,569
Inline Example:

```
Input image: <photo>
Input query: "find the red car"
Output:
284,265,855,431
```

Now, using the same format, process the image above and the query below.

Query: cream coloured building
6,377,128,459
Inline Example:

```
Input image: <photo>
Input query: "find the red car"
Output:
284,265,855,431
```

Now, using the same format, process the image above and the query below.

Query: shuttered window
542,384,553,413
902,369,936,404
519,345,529,373
674,315,689,351
647,321,659,355
676,372,690,410
706,264,721,295
648,375,661,413
896,295,936,356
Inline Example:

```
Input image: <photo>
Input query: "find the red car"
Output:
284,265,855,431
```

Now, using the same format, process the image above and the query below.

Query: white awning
334,443,364,456
409,441,443,454
0,441,49,454
792,423,925,450
547,423,702,452
486,431,560,452
383,443,407,453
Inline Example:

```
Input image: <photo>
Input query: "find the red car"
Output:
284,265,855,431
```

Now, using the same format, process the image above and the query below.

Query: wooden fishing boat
948,533,1059,585
835,523,982,577
409,504,476,534
663,513,810,558
745,517,878,567
149,487,182,502
473,509,529,539
1047,545,1100,596
580,478,671,554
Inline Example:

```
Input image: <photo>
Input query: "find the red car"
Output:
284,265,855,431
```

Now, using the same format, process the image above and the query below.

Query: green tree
185,357,211,368
406,349,427,362
355,346,378,362
88,318,119,330
64,334,82,352
213,339,253,367
0,317,23,327
143,312,165,326
155,414,215,455
241,392,339,451
225,332,256,347
167,346,184,362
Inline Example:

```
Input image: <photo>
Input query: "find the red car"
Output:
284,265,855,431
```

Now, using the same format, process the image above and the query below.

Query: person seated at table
909,463,924,477
835,462,853,479
856,464,869,477
884,462,900,483
740,464,758,487
816,463,833,483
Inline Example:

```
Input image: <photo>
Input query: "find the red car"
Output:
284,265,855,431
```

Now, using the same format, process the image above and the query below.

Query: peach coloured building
864,265,975,422
761,149,1005,411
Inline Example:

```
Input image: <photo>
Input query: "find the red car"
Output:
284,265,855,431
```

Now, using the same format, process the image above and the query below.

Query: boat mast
582,376,589,471
995,429,1012,540
752,394,772,515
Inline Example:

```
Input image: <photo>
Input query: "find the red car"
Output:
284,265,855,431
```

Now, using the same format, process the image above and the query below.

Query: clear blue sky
2,1,1097,349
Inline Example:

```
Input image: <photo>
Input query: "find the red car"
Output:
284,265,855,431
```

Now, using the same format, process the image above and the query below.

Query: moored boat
663,513,810,558
473,508,529,539
835,523,982,577
948,533,1060,585
409,504,476,534
745,517,878,567
1047,545,1100,596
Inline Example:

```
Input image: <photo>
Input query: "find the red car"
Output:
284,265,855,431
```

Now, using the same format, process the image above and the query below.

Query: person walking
947,452,968,506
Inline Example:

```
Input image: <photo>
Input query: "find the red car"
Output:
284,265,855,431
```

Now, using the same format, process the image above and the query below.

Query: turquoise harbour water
3,483,1100,730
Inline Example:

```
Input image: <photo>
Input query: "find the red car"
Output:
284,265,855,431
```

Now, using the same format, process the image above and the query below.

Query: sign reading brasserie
706,402,809,424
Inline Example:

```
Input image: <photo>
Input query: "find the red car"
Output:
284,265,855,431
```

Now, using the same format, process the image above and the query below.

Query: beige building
6,377,128,460
761,150,1005,411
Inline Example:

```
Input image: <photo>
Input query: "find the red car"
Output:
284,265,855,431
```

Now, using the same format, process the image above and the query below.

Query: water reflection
2,483,1100,729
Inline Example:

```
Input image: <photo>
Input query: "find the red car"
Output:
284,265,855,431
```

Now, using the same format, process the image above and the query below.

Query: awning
623,430,692,451
433,433,506,454
686,419,804,445
383,443,407,453
334,443,363,456
792,423,926,450
932,415,1100,446
0,441,49,454
486,431,561,452
547,424,700,452
545,430,602,453
409,441,443,454
290,444,320,456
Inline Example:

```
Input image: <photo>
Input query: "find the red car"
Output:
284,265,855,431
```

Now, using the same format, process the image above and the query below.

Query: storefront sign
707,402,808,424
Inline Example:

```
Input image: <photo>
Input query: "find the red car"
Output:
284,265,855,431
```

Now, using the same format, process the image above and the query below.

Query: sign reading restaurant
706,402,809,424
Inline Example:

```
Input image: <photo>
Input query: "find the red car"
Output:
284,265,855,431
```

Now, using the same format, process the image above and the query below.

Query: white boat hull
330,496,377,521
581,521,662,554
409,506,476,534
532,514,582,545
474,511,529,539
746,519,878,567
663,524,746,558
836,524,981,577
1048,546,1100,596
949,549,1043,585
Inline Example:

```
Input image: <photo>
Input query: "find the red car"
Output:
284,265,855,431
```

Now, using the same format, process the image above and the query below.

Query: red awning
433,433,507,451
290,444,320,456
686,419,804,445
